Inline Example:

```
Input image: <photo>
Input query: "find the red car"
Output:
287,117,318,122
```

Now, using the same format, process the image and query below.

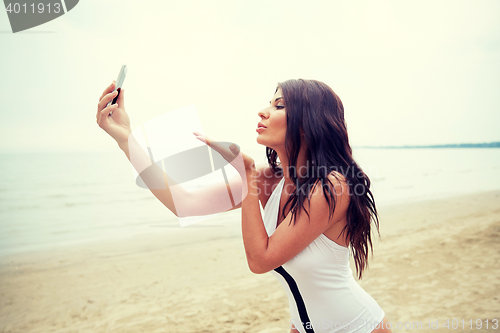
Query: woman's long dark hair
266,79,380,279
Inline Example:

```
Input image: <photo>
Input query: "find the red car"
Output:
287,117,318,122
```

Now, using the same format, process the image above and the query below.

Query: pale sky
0,0,499,154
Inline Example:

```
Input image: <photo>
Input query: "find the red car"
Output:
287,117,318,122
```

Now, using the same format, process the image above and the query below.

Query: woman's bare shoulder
255,163,283,209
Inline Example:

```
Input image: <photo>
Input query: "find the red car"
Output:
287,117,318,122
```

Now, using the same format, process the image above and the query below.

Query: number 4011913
443,319,498,330
5,2,62,14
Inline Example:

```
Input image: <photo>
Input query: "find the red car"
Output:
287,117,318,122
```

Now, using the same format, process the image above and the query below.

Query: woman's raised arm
96,82,250,217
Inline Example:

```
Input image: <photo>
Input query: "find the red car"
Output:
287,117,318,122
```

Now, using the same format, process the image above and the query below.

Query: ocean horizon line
1,141,500,154
354,141,500,149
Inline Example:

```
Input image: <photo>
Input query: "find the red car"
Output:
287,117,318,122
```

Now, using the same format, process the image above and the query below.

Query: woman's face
256,88,287,150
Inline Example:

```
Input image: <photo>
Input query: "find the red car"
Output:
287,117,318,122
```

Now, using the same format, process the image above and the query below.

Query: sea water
0,148,499,256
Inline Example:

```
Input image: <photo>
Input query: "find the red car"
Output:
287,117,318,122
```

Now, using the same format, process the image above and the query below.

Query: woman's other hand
193,132,255,172
96,81,131,147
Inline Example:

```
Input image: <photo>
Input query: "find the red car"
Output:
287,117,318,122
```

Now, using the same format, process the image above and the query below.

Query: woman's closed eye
276,105,285,110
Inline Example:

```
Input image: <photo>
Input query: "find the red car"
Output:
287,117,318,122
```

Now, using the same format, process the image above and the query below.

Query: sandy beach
1,190,499,333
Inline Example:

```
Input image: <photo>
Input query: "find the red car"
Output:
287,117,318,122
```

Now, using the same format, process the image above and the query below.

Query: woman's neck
275,143,309,189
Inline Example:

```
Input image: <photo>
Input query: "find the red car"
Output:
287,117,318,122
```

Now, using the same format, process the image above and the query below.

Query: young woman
96,79,391,333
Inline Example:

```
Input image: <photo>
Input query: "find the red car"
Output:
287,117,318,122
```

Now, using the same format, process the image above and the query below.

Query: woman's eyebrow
269,97,283,104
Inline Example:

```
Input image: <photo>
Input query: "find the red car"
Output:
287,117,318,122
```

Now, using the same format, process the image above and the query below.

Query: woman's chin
257,139,274,151
256,140,268,148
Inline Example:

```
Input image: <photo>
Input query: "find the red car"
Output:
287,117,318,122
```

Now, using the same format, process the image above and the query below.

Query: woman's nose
258,107,269,119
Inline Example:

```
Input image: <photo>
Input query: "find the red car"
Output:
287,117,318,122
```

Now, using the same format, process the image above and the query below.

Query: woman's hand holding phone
96,80,132,149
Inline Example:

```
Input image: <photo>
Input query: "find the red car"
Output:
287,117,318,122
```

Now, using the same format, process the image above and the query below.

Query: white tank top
263,177,385,333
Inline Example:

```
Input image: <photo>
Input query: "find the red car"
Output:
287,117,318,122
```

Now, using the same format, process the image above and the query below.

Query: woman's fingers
192,133,251,173
97,103,118,126
99,80,115,101
116,88,125,107
98,90,119,112
229,143,240,154
96,89,117,120
193,133,239,159
96,82,114,120
194,133,208,145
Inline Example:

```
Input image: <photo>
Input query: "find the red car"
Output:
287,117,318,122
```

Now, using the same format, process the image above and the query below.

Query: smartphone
107,64,127,115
